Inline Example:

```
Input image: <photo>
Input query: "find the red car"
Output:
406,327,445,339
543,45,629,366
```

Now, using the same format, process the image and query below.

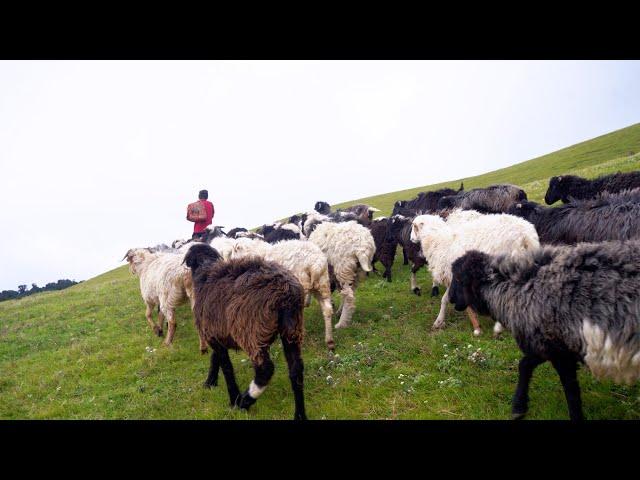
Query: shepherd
187,189,215,240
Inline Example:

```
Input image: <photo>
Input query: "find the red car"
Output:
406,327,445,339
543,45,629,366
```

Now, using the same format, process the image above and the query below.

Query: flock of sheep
123,169,640,420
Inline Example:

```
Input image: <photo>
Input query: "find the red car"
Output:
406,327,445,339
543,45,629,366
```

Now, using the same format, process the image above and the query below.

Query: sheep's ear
516,203,522,209
121,250,132,261
557,176,563,182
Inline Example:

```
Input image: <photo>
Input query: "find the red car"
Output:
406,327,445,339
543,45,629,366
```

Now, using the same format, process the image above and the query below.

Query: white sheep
230,238,335,350
123,248,206,351
410,209,540,336
308,221,376,329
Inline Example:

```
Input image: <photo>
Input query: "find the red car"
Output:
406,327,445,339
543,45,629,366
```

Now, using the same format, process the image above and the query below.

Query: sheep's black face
387,216,406,240
507,200,539,220
314,201,331,214
183,243,222,272
449,251,491,315
392,200,407,216
544,177,563,205
437,196,457,210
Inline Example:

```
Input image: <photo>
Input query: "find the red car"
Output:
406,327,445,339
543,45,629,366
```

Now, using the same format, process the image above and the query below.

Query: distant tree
1,279,80,303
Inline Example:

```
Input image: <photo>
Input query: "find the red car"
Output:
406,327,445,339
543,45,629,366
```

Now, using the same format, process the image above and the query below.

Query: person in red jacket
192,189,215,239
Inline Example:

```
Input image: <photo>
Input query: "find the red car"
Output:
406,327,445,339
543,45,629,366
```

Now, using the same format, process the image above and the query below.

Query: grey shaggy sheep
437,184,527,213
449,242,640,420
507,189,640,245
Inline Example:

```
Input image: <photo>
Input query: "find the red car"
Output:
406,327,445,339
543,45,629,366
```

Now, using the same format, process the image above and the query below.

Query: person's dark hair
198,189,208,200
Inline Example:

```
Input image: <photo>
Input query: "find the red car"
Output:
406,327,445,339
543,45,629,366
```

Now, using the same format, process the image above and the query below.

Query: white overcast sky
1,60,639,290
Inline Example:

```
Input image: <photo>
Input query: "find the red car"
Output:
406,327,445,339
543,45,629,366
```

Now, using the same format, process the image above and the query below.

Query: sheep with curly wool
308,221,375,329
229,238,335,350
410,209,540,336
449,242,640,420
184,243,307,420
123,248,204,351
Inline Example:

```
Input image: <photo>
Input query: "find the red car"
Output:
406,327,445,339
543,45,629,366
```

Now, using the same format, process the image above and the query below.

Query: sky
0,60,639,291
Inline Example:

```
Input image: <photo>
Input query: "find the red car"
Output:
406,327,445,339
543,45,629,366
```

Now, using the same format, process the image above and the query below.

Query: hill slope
2,123,640,419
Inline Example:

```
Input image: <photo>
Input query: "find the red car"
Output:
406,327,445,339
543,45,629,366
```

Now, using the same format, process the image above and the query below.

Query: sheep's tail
357,252,373,272
278,307,304,344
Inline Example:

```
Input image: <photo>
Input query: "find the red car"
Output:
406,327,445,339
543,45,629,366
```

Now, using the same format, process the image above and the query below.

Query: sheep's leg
203,347,220,388
466,307,482,336
314,292,335,351
163,309,177,346
335,284,355,329
431,284,440,297
157,310,166,333
511,354,544,420
281,337,307,420
237,349,275,411
214,344,241,406
432,286,449,330
304,293,312,308
402,247,409,265
383,259,393,283
493,321,505,338
410,264,421,296
146,303,163,337
550,356,584,421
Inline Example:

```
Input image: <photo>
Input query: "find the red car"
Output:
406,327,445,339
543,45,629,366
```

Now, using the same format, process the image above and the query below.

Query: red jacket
193,200,215,233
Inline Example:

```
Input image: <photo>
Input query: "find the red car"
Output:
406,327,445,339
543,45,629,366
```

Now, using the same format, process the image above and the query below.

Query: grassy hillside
2,123,640,419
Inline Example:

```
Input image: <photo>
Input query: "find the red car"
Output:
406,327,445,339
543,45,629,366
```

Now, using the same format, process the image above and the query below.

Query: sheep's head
437,195,459,211
507,200,541,220
183,243,222,274
449,250,491,315
314,201,331,215
392,200,408,216
410,214,444,244
545,175,578,205
122,248,152,275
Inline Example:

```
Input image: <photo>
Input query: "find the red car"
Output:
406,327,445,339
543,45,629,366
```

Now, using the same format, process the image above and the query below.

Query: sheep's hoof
511,411,527,420
492,331,503,340
431,321,445,331
294,412,308,421
327,340,336,352
153,327,163,337
200,348,209,354
413,287,422,296
236,391,256,410
203,380,218,389
334,322,349,329
431,286,440,297
473,328,482,337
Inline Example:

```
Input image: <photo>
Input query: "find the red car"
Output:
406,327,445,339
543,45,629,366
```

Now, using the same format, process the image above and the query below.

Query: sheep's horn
368,207,381,212
121,250,132,261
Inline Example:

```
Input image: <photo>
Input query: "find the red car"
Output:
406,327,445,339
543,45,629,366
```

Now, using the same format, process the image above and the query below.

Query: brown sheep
183,243,307,420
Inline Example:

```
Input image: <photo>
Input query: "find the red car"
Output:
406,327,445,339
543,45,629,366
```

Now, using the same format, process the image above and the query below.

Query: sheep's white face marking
248,380,266,399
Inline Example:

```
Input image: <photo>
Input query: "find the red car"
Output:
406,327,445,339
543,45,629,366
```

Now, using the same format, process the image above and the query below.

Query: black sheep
507,189,640,245
545,170,640,204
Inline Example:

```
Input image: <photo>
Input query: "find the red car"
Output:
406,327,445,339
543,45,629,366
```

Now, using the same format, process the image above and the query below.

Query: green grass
2,123,640,419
